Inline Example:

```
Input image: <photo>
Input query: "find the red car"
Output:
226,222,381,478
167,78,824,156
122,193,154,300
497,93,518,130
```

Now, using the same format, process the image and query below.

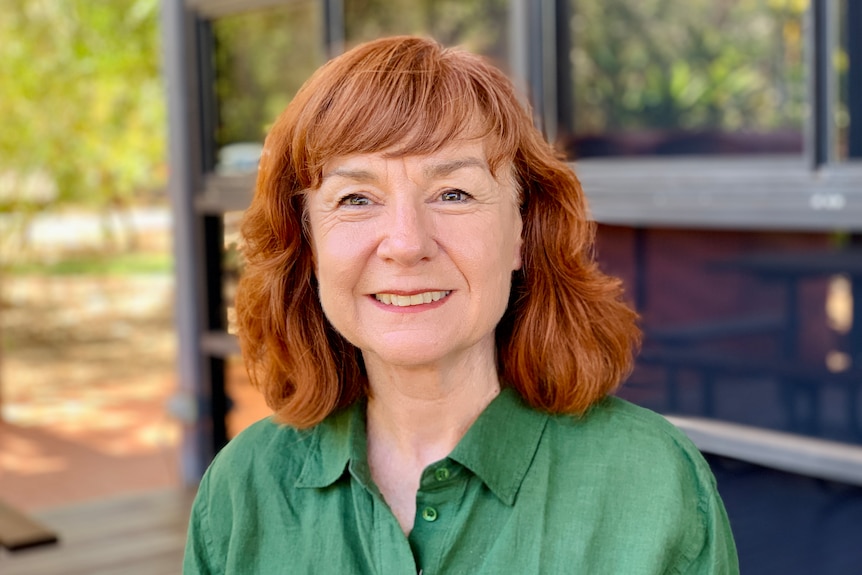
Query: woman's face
306,139,523,370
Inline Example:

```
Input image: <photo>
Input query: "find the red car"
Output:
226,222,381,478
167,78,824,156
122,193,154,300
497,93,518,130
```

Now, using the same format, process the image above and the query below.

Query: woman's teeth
374,291,451,307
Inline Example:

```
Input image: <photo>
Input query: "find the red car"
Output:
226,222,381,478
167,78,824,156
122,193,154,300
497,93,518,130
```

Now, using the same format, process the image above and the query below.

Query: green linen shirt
183,388,738,574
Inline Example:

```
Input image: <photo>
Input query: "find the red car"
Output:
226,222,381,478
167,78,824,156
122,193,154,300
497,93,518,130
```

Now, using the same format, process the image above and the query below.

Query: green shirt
184,389,738,574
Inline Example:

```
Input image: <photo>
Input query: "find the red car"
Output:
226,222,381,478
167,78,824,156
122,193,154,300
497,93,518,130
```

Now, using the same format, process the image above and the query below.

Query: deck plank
0,488,194,575
0,501,59,552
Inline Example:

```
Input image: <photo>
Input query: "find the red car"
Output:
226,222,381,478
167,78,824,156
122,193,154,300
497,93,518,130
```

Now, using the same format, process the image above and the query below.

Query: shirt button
421,507,438,522
434,467,450,481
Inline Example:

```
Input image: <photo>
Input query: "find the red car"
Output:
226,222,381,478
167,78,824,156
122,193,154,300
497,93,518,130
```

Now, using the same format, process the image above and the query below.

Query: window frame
522,0,862,232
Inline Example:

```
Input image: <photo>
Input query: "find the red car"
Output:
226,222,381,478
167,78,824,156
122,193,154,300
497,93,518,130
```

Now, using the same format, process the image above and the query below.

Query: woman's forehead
307,108,501,162
323,139,489,173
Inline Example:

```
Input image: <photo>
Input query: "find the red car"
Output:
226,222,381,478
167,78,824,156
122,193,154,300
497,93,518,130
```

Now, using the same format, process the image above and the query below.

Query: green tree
0,0,165,239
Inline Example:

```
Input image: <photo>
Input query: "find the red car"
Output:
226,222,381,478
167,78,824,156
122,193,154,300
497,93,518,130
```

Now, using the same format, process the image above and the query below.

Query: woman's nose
376,201,437,265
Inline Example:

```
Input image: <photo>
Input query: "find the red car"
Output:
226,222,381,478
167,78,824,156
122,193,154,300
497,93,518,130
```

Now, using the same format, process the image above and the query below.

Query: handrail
668,415,862,486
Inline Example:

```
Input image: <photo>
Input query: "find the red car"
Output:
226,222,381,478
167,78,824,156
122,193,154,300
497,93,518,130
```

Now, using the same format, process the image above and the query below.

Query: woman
184,36,738,574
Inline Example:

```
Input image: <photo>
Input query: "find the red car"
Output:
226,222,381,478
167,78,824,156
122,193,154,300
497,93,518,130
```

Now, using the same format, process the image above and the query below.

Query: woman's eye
339,194,370,206
440,189,469,202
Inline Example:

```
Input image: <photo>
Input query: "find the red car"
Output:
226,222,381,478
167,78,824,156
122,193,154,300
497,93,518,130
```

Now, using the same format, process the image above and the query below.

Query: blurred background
0,0,178,507
1,0,861,573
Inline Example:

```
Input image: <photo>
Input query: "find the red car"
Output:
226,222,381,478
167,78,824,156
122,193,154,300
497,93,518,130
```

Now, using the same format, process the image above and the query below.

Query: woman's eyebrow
322,168,378,183
423,157,488,179
321,157,488,183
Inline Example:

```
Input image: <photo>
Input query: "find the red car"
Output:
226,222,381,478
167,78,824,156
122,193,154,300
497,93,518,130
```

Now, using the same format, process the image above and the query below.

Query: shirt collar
449,387,548,506
295,401,360,489
295,388,548,506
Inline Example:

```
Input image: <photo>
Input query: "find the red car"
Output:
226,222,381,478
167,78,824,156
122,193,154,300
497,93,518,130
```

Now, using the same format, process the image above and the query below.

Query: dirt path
0,274,181,510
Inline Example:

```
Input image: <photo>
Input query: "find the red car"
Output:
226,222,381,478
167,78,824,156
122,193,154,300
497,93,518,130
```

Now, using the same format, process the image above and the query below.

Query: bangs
282,37,523,190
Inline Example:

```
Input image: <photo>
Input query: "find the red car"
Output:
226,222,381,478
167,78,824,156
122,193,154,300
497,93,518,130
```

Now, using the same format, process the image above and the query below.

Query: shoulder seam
600,398,714,573
664,429,713,574
199,472,222,575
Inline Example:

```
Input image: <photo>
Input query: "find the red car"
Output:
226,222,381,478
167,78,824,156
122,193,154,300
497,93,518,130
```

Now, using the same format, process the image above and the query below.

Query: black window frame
524,0,862,231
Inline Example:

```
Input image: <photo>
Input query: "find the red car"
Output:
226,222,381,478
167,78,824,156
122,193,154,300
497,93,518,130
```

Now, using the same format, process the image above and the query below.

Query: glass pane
836,0,861,161
212,2,324,173
563,0,807,158
597,225,862,445
344,0,511,71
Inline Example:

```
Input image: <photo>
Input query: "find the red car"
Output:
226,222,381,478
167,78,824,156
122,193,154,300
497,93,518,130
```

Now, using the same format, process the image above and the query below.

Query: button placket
434,467,450,482
415,466,454,526
410,462,469,575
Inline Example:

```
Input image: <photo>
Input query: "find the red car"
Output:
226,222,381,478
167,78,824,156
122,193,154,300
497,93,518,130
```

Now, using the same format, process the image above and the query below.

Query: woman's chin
362,346,450,370
359,332,495,373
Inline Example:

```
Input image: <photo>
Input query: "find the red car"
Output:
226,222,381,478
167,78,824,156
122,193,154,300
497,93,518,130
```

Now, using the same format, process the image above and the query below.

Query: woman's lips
373,290,452,307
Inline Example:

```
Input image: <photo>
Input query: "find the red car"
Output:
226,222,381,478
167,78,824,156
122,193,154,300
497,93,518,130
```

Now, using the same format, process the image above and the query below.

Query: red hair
236,36,640,427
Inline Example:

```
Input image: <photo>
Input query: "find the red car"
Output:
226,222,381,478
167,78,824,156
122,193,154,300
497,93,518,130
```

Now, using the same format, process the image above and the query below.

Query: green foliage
212,0,510,153
213,3,323,148
0,0,166,211
344,0,509,62
570,0,809,133
5,251,171,277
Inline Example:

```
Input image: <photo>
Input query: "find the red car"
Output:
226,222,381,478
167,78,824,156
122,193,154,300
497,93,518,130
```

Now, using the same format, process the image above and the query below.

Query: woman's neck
366,372,500,464
362,344,501,535
363,343,501,464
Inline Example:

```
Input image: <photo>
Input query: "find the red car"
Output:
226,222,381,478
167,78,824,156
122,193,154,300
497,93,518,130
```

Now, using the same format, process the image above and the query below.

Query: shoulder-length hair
236,35,640,428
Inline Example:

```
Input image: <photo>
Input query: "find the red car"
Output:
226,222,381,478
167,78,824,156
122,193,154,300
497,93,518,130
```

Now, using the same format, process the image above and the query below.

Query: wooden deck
0,488,195,575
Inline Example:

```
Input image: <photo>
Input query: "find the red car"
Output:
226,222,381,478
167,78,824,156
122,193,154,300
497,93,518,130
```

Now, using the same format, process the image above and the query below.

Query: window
835,0,861,161
536,0,862,230
343,0,511,69
210,1,323,173
562,0,806,159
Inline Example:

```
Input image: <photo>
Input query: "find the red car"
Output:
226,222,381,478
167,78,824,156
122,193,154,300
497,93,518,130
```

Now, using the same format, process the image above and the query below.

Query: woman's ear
512,214,524,271
508,170,524,272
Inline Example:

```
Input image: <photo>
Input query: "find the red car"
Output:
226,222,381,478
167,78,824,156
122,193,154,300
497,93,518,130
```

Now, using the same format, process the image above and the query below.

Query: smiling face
305,139,523,372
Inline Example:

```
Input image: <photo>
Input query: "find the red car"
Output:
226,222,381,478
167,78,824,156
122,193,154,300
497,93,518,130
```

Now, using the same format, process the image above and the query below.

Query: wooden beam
0,501,58,552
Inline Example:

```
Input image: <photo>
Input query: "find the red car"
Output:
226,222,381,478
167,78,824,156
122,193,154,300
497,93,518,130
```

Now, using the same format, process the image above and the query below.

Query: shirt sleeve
183,473,217,575
678,471,740,575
